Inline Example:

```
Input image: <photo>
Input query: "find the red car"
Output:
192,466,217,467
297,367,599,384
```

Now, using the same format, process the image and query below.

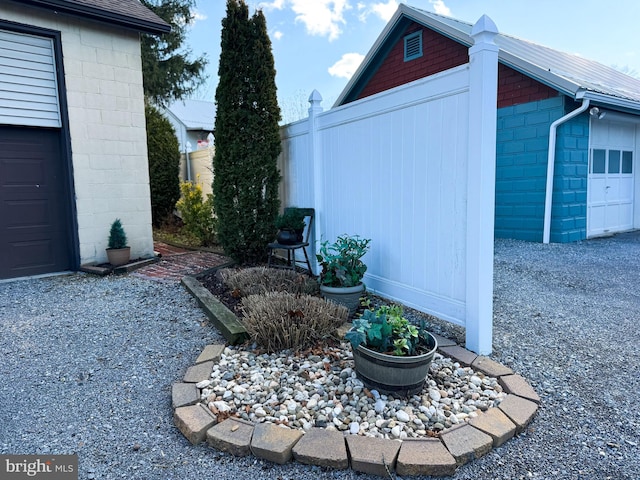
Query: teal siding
495,96,589,243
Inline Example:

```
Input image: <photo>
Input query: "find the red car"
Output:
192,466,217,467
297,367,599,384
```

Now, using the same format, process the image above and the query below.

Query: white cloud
290,0,350,41
273,30,284,40
192,10,207,22
356,1,398,23
370,0,399,22
258,0,286,10
429,0,451,16
328,52,365,79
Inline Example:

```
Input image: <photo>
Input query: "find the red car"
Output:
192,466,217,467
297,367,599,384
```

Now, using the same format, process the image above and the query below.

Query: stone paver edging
177,275,540,477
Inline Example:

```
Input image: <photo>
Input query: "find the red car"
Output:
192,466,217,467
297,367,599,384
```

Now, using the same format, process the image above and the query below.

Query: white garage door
0,29,61,127
588,119,636,237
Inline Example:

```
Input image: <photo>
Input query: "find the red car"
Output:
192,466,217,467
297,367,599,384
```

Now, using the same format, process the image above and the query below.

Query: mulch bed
198,268,244,316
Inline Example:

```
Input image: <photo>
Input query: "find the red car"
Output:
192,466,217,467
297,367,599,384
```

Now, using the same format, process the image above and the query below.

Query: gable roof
336,4,640,113
164,99,215,131
14,0,170,35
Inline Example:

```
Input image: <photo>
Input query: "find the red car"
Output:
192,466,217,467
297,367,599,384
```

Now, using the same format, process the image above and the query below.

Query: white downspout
543,98,589,243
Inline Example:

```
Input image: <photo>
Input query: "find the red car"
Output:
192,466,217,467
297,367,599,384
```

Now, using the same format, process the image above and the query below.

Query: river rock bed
198,344,506,439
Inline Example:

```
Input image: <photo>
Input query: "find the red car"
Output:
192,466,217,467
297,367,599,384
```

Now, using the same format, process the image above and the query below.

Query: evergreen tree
140,0,207,105
213,0,282,263
145,104,181,225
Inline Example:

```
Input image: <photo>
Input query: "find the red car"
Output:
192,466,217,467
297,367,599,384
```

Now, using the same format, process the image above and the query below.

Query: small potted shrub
106,218,130,266
316,234,371,315
274,207,306,244
345,303,438,396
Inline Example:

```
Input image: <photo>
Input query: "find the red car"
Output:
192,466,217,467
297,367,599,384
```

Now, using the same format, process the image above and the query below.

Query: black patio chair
267,207,314,274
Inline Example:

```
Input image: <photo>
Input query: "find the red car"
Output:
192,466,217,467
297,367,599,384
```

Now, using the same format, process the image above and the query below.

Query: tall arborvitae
213,0,281,263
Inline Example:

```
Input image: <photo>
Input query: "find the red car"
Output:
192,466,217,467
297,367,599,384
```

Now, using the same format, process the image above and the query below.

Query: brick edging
173,339,540,477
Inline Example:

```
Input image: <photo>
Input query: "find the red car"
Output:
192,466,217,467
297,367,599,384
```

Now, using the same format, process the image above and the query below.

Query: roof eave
333,6,405,107
334,5,475,107
17,0,171,35
577,90,640,114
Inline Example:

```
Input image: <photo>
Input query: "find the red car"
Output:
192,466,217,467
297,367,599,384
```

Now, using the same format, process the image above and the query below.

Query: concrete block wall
495,96,565,241
1,4,154,264
550,109,589,242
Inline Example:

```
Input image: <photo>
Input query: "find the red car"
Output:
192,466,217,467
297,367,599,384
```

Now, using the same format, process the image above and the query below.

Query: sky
184,0,640,123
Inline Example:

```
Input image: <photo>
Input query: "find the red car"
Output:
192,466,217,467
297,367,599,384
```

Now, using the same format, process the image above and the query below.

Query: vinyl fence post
466,15,499,355
308,90,323,275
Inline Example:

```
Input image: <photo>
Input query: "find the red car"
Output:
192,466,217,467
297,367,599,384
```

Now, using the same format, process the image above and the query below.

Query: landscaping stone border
176,273,540,477
80,257,158,276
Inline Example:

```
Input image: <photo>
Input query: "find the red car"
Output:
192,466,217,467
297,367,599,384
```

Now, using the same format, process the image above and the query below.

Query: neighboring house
336,4,640,243
162,99,215,197
163,99,215,153
0,0,169,280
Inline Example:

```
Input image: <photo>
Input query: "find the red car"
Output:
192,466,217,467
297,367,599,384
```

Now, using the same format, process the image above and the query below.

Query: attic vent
404,31,422,61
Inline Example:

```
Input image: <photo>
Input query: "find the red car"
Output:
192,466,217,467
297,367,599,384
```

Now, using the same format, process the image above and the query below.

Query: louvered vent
404,31,422,61
0,29,61,128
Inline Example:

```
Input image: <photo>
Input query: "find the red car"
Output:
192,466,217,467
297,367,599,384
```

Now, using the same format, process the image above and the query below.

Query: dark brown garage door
0,126,74,279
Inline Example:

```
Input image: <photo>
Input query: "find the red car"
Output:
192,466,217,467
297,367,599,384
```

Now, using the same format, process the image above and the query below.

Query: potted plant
345,304,438,396
274,207,306,245
316,234,371,315
106,218,130,266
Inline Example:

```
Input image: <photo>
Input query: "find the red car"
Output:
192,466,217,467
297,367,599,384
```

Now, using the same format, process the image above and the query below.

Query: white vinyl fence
278,17,499,354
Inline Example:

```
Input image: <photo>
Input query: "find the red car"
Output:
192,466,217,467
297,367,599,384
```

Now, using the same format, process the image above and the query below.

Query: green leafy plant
274,207,305,231
108,219,128,249
316,235,371,287
345,304,429,356
176,180,216,246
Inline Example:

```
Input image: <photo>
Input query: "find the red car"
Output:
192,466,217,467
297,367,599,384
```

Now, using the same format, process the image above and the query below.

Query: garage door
588,120,636,237
0,127,73,279
0,28,73,280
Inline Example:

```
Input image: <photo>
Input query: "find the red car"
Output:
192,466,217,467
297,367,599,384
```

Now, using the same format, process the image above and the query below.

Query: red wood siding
354,23,559,108
357,25,468,100
497,64,558,108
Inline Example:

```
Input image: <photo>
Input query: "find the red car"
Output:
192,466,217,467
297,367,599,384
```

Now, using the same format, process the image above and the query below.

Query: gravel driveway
1,234,639,479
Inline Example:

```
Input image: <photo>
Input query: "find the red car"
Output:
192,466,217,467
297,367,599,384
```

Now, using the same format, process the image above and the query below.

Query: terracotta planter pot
106,247,130,267
320,283,365,316
352,332,438,396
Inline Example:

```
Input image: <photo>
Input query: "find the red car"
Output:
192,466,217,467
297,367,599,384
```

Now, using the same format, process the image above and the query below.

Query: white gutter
543,99,589,243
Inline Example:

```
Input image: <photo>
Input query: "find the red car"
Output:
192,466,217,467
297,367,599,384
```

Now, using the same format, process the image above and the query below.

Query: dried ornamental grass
220,267,319,296
241,292,348,352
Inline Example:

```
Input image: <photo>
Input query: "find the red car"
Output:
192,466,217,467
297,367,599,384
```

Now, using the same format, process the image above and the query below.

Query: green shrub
241,292,348,352
108,218,127,249
176,180,216,246
145,104,181,226
220,267,318,296
213,1,281,263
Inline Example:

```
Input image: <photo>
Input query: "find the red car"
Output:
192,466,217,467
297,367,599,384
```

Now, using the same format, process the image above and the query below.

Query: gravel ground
1,234,639,480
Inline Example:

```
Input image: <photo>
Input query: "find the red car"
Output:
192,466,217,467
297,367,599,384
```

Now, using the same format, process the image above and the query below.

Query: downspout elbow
543,99,590,243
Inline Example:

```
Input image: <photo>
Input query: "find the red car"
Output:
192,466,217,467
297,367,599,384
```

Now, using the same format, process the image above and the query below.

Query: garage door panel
5,239,55,273
2,159,47,185
5,199,49,228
